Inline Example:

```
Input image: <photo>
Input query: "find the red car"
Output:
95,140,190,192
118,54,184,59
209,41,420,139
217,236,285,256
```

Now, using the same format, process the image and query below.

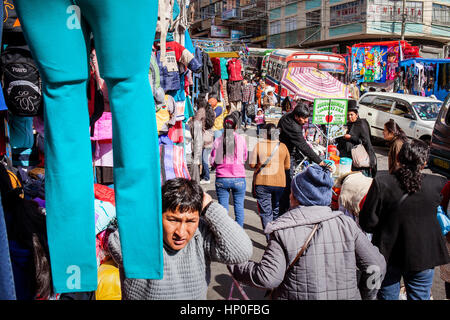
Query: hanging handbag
267,223,320,299
252,142,280,198
351,143,370,168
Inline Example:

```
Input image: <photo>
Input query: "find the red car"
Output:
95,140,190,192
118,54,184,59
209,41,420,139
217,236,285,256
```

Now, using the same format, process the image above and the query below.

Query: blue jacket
157,41,202,92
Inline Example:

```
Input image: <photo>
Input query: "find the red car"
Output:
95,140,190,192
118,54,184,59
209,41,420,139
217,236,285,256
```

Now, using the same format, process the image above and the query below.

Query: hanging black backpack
1,46,43,117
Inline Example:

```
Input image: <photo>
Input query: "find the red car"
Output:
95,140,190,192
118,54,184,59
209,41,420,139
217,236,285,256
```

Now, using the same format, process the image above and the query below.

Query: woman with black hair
359,139,450,300
192,98,215,184
210,115,248,227
336,100,377,177
383,119,408,174
249,123,290,240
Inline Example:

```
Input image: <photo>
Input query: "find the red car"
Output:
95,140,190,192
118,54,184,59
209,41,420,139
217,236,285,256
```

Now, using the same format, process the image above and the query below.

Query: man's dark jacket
277,112,322,164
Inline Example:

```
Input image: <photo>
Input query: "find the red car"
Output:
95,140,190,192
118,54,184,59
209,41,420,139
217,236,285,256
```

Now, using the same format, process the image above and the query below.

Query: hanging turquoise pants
14,0,162,293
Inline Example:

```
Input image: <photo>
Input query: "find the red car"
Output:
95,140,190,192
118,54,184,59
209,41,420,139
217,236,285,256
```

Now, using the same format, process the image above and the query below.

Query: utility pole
401,0,406,40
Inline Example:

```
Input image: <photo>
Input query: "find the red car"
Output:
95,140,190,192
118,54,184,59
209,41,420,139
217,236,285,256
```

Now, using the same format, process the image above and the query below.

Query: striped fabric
281,67,348,102
159,135,190,184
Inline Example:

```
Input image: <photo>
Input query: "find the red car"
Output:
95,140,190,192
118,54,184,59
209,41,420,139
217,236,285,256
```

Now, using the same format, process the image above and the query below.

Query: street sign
312,99,348,125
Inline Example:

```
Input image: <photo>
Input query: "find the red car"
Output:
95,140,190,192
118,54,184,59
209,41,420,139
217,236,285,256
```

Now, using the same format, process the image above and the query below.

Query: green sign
312,99,348,125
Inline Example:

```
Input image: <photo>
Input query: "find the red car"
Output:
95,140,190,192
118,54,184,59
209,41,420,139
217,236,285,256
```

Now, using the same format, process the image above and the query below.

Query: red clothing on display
227,58,243,81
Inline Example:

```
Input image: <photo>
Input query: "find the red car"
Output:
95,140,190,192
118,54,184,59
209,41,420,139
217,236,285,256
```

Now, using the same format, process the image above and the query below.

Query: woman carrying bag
228,164,386,300
210,115,248,227
360,139,450,300
250,124,290,241
383,119,407,174
337,100,377,177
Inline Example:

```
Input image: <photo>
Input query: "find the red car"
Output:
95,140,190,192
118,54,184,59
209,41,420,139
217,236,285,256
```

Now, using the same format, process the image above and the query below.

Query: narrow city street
204,124,447,300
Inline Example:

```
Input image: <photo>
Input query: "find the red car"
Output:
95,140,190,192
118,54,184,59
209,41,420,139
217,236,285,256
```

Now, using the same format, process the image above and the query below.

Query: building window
306,10,321,27
270,20,281,35
268,0,282,10
285,16,297,32
330,0,366,27
433,3,450,25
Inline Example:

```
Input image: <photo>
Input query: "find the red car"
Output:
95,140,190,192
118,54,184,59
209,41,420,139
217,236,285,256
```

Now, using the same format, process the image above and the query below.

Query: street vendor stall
280,67,350,175
397,58,450,101
349,40,421,91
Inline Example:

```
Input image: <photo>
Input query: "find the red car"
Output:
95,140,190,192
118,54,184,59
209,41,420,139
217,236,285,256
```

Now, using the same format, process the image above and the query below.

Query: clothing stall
397,58,450,101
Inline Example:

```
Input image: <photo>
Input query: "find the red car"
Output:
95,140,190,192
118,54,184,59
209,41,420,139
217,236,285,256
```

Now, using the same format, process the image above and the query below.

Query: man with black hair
277,103,326,215
278,103,325,169
107,178,252,300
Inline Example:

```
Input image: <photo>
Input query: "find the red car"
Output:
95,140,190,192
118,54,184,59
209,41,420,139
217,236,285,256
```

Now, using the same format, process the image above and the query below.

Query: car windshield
412,102,442,120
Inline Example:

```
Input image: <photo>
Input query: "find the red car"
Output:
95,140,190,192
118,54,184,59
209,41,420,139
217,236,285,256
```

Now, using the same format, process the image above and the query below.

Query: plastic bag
437,205,450,236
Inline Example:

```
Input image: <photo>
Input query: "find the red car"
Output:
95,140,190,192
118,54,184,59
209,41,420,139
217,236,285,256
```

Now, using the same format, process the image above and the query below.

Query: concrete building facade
189,0,268,46
267,0,450,57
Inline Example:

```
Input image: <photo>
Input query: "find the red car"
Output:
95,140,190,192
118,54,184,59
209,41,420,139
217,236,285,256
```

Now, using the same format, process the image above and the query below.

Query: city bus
245,48,275,78
265,49,348,101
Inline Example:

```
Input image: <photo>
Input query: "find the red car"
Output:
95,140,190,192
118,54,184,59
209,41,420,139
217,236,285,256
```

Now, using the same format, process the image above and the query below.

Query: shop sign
330,0,365,26
211,25,230,38
222,8,239,20
251,35,267,43
367,0,423,23
231,30,244,40
313,99,348,125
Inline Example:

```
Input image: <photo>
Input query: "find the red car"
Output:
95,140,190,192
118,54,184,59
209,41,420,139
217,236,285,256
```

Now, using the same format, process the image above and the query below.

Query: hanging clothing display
156,40,201,92
199,50,213,94
159,135,190,184
227,58,243,81
227,80,243,102
13,0,163,293
156,94,176,134
220,58,229,80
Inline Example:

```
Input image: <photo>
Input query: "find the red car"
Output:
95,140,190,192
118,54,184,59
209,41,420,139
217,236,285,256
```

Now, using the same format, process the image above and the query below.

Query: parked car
429,93,450,178
357,92,442,143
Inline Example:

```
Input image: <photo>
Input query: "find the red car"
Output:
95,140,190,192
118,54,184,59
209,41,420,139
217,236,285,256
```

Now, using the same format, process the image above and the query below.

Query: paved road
204,124,447,300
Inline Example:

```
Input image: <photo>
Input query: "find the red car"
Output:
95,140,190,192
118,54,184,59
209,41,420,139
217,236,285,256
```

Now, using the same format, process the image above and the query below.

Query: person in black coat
336,100,377,177
277,103,326,215
359,139,450,300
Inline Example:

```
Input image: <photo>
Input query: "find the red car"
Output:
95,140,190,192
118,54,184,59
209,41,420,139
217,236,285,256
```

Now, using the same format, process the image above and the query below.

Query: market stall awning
207,52,240,58
281,67,348,102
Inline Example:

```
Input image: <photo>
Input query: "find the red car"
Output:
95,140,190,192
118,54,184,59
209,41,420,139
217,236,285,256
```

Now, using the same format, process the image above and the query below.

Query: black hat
347,99,358,112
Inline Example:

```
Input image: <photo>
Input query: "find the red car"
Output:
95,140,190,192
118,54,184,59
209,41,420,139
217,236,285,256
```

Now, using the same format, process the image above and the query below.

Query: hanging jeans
14,0,162,293
215,177,246,227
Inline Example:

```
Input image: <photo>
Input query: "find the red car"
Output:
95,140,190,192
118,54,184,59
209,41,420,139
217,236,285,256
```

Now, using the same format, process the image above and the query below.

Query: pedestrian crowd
1,76,449,301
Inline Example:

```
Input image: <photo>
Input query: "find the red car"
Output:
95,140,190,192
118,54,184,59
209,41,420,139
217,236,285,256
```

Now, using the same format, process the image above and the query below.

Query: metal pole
401,0,406,41
326,100,331,160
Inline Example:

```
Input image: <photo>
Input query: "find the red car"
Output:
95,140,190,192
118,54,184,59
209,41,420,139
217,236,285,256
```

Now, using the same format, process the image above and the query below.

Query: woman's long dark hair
384,119,407,141
394,139,429,194
262,123,277,140
222,115,237,159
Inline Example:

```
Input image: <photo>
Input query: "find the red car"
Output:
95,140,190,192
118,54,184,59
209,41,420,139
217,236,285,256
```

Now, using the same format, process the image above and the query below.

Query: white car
356,92,443,143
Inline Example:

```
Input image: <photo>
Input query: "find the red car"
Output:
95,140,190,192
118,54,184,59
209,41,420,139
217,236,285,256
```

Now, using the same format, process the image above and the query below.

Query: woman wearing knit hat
229,164,386,300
